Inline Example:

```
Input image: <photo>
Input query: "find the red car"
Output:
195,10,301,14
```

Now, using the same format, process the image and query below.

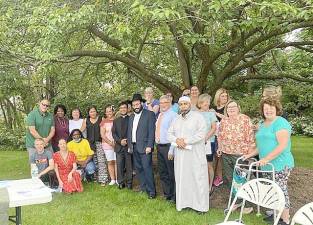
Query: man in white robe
168,96,209,212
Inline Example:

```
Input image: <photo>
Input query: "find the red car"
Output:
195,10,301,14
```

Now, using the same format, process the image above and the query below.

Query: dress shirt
156,109,177,144
132,110,143,143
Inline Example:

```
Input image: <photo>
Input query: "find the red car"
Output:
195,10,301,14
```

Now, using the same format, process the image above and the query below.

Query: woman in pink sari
53,139,83,193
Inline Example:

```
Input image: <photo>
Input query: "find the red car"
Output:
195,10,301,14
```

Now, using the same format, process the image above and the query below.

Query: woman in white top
69,108,86,137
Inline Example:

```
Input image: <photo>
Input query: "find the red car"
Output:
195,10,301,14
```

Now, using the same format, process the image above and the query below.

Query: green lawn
291,136,313,168
1,136,312,225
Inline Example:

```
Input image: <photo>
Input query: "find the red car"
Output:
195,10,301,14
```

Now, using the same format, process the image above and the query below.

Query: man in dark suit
112,101,133,190
127,93,156,199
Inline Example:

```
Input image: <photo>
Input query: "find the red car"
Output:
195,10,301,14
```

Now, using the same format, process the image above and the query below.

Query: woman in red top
53,139,83,193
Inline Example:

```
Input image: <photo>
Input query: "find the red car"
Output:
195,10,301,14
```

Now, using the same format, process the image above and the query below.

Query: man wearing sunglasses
26,99,55,161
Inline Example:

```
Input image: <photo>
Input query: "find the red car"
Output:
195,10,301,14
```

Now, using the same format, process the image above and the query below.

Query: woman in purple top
143,87,160,116
51,104,69,152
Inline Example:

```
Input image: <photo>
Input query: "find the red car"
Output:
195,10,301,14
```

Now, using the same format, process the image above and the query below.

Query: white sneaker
109,180,116,185
242,207,253,214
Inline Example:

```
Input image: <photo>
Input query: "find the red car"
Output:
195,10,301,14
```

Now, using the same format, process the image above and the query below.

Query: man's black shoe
118,183,125,189
148,194,156,199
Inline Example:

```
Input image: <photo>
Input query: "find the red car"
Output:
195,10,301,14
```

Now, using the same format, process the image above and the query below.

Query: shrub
0,124,25,151
289,116,313,137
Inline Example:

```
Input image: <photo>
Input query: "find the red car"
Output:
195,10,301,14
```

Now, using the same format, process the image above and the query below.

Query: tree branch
88,25,122,50
64,50,181,94
235,72,313,83
168,22,192,88
136,26,151,59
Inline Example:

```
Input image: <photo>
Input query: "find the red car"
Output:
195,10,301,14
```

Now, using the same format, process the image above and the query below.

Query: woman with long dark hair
81,106,108,186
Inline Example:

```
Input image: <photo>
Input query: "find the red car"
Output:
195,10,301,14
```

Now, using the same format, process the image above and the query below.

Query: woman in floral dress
53,139,83,193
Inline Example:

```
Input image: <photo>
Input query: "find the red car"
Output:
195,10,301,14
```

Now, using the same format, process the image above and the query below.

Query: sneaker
109,180,116,185
213,176,223,187
242,207,253,214
265,210,274,217
277,220,289,225
231,203,242,212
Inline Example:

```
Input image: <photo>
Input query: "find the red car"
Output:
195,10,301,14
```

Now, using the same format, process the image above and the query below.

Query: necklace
57,117,67,129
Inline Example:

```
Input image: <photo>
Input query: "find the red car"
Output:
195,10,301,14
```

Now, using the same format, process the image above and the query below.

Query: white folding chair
216,178,285,225
290,202,313,225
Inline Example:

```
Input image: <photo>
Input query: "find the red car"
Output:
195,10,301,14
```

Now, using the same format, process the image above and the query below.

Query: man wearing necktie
156,95,177,202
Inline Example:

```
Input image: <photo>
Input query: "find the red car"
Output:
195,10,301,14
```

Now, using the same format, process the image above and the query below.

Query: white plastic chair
216,178,286,225
290,202,313,225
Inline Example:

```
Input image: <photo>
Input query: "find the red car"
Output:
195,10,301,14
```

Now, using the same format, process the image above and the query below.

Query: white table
0,178,52,225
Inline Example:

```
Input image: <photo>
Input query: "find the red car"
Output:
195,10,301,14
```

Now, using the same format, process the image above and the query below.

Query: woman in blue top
143,87,160,116
244,97,294,225
198,93,217,192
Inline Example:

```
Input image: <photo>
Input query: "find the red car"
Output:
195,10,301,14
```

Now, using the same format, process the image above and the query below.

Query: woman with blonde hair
262,85,282,99
54,139,83,193
198,94,217,192
212,88,230,187
143,87,160,115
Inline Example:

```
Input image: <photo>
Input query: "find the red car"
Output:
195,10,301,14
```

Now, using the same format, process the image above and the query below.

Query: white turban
178,96,191,103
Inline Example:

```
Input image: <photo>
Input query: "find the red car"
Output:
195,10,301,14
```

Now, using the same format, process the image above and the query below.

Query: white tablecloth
0,178,52,207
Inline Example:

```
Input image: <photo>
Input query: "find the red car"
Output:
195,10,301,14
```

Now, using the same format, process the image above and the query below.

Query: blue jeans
78,161,96,181
85,161,96,175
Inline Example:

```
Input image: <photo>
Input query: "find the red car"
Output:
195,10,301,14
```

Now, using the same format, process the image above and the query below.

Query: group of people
25,85,294,225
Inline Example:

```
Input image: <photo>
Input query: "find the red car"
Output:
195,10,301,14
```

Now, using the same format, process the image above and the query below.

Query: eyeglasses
227,105,238,109
41,103,50,107
182,94,190,96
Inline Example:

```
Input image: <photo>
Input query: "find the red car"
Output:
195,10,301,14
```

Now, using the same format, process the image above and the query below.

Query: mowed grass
291,136,313,168
1,136,312,225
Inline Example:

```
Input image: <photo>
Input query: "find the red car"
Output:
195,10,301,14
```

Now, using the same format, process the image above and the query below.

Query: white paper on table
171,142,192,150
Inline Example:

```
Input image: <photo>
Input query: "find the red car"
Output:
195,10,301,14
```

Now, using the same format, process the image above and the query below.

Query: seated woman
67,129,96,182
53,139,83,193
217,100,256,214
244,97,294,225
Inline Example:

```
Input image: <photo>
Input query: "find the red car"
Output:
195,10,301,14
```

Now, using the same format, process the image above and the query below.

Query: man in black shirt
112,101,133,189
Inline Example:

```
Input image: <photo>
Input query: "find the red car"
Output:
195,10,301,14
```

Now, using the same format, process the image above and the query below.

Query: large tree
1,0,313,98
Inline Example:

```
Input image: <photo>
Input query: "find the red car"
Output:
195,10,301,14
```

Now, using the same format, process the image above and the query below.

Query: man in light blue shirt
155,95,177,202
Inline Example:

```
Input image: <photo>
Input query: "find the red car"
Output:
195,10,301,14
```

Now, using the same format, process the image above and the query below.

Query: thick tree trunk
0,101,9,128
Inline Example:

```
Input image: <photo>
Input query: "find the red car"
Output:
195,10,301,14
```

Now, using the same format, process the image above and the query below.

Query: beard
180,108,191,118
133,105,143,114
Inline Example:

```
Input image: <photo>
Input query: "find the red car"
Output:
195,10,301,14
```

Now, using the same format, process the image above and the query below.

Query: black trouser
40,170,58,188
133,144,156,196
116,148,133,186
157,144,175,200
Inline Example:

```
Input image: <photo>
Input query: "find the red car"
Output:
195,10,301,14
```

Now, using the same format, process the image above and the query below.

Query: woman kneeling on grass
54,139,83,193
244,97,294,225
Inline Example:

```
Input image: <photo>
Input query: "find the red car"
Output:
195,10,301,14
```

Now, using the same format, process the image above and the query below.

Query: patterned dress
53,151,83,193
